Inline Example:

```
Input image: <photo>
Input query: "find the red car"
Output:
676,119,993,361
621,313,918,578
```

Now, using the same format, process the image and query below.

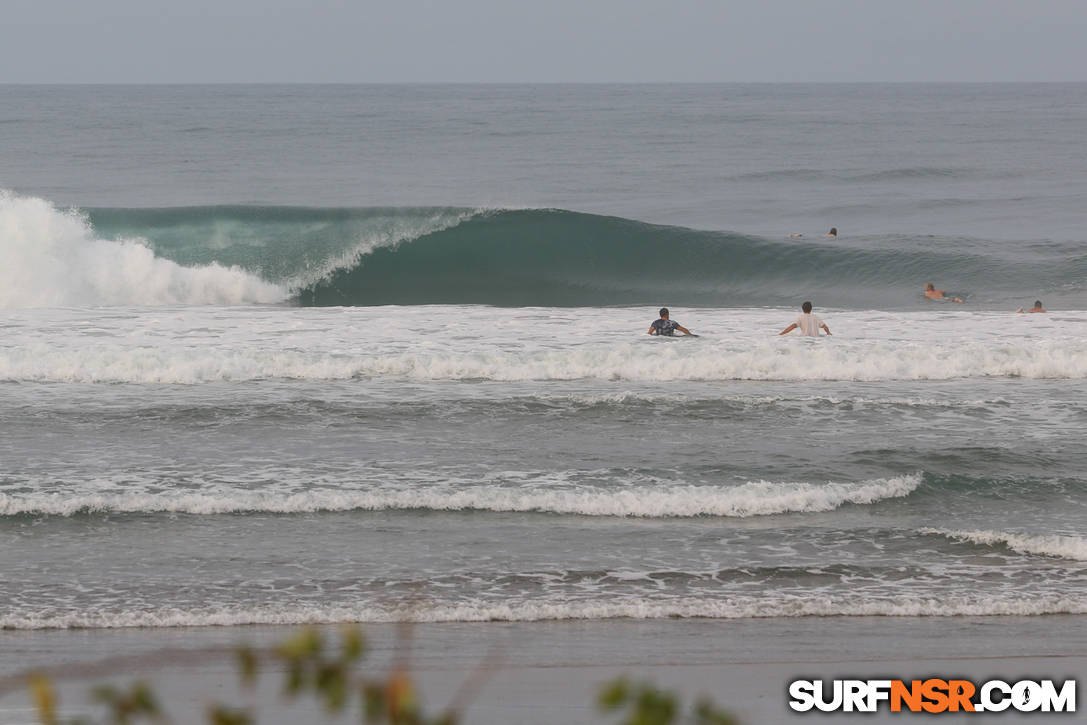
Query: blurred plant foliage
598,677,739,725
26,625,739,725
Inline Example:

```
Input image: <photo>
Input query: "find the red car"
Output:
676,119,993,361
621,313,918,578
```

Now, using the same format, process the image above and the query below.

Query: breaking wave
0,192,286,308
0,474,921,518
5,191,1086,308
921,528,1087,561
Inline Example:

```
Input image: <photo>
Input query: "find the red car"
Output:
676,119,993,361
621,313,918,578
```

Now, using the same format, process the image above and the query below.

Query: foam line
0,474,921,517
4,343,1087,383
5,593,1084,630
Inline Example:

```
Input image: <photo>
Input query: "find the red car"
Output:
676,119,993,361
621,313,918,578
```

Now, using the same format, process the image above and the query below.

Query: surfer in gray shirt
647,308,694,336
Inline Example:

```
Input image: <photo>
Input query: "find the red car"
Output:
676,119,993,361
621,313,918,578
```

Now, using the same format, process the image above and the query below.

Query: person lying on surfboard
647,308,694,336
924,282,964,303
1017,300,1046,313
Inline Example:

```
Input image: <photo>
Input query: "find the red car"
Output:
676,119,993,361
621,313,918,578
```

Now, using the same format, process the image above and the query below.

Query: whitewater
3,300,1086,385
0,192,287,307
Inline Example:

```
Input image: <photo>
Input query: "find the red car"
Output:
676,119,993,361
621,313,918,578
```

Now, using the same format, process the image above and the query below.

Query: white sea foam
0,344,368,384
0,473,921,518
921,528,1087,561
5,593,1085,630
0,192,287,307
3,286,1087,382
352,343,1087,382
528,392,1011,409
4,279,1087,383
4,342,1087,384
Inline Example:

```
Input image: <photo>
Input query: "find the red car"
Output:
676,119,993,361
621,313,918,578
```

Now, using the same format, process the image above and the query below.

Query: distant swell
0,474,921,518
5,593,1085,630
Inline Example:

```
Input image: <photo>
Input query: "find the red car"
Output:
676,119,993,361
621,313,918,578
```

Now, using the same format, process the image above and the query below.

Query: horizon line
3,79,1087,86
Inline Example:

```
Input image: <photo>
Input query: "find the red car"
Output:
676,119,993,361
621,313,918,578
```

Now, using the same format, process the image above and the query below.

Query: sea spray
0,192,286,308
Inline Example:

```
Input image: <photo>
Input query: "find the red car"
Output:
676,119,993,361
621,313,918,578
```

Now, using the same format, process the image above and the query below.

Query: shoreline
2,615,1083,724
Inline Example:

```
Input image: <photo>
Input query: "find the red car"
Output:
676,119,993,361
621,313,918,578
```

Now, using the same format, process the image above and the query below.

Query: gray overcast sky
3,0,1086,83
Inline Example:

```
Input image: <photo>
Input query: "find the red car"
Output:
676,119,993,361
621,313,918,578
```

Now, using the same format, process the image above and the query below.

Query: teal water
84,206,1087,309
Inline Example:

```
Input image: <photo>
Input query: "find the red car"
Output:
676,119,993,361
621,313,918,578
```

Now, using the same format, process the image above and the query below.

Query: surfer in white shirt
779,301,832,336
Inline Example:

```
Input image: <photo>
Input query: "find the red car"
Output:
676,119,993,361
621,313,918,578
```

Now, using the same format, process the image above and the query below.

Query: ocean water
1,84,1086,634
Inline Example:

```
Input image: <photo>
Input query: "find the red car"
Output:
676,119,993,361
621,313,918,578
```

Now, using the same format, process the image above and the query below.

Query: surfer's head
925,283,935,291
802,301,812,313
659,307,669,318
827,227,837,237
1034,300,1044,309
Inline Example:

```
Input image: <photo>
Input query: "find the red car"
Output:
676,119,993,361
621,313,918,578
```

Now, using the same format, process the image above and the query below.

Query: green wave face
87,206,1087,308
86,205,477,290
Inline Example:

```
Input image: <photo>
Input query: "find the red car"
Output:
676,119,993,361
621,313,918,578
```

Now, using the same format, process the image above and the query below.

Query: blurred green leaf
208,705,253,725
26,626,741,725
236,645,259,689
340,625,365,663
29,674,57,725
599,677,630,710
363,681,386,724
315,663,348,712
284,661,305,697
278,628,323,660
693,698,739,725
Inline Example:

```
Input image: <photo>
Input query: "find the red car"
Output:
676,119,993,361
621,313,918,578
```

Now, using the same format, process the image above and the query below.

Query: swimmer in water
825,227,837,238
924,283,963,303
1017,300,1046,313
